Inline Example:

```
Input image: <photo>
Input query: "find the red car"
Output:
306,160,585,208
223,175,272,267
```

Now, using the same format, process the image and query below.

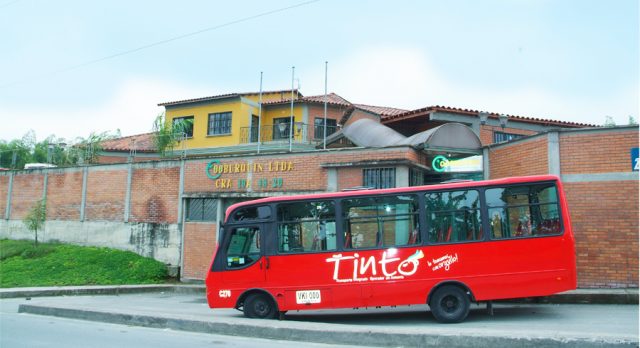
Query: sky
0,0,638,142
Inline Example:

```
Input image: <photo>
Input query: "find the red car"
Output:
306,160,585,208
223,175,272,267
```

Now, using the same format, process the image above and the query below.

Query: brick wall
565,181,638,287
130,166,180,223
46,171,82,220
337,168,363,190
85,169,128,221
182,222,217,279
489,136,548,178
9,173,45,219
560,130,638,174
0,175,8,217
345,109,380,127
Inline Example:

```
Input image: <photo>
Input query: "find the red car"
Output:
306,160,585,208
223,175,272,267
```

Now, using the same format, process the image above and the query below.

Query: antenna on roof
323,61,328,150
289,66,295,152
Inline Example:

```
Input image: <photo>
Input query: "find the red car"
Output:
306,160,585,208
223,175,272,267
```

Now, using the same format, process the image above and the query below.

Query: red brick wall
182,222,217,279
0,175,8,217
565,181,639,287
46,171,82,220
307,104,346,140
10,173,45,219
130,166,180,223
184,148,419,195
337,168,363,190
344,109,380,127
560,130,638,174
489,136,549,178
85,169,128,221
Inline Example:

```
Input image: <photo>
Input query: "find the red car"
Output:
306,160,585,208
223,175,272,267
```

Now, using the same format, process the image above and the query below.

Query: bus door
219,224,266,287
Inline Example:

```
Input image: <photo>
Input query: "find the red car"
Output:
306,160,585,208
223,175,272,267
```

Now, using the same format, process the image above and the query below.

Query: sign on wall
205,159,294,190
632,148,639,171
432,155,483,173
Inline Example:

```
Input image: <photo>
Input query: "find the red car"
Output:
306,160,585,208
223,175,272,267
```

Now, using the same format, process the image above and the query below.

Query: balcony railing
240,123,339,144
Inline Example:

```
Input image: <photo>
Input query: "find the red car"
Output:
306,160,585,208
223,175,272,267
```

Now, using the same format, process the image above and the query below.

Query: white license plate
296,290,321,304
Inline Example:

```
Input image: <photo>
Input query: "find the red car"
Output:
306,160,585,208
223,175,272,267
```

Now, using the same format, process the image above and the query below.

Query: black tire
243,293,277,319
429,285,470,323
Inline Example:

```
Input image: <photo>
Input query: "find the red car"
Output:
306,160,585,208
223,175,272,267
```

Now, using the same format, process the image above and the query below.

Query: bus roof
224,175,561,222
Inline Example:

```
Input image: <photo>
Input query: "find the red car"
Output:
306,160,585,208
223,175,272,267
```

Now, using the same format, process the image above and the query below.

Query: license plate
296,290,321,304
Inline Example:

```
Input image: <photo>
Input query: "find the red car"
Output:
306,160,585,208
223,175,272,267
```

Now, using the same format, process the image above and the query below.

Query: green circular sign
206,159,222,180
432,155,449,173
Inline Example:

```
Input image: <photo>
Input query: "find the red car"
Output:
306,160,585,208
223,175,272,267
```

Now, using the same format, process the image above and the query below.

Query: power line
1,0,320,89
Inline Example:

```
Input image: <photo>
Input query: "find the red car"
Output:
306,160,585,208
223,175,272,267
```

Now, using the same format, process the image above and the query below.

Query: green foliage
152,112,192,157
629,116,638,126
23,200,46,246
603,116,616,127
0,129,120,169
0,240,168,287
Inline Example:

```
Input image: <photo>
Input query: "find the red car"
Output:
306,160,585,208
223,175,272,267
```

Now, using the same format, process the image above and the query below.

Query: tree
603,116,616,127
152,112,192,157
23,199,46,247
629,116,638,126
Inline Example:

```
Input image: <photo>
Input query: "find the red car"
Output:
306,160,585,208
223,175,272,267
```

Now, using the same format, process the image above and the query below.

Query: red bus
205,175,576,323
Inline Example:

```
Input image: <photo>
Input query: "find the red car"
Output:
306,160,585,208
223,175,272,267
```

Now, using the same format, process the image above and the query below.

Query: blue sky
1,0,638,142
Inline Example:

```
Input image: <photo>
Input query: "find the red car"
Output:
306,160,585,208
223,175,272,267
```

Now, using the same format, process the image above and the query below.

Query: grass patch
0,239,168,288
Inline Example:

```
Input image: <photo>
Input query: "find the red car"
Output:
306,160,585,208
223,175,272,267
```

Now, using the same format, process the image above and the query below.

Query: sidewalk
1,284,637,304
3,291,637,348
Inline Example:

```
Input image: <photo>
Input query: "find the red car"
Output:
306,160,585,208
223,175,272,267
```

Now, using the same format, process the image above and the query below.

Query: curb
17,304,639,347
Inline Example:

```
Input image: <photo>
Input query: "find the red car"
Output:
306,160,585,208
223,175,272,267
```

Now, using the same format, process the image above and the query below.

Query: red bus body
205,175,576,322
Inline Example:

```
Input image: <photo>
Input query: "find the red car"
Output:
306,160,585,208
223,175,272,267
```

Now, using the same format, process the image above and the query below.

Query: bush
0,240,169,288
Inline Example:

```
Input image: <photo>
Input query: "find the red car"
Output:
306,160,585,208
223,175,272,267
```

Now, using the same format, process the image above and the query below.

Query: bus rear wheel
429,285,470,323
244,293,277,319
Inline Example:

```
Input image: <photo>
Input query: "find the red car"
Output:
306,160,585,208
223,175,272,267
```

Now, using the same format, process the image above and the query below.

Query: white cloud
1,78,214,142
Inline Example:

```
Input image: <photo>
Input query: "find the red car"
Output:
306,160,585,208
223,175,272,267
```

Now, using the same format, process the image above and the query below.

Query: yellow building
159,90,361,155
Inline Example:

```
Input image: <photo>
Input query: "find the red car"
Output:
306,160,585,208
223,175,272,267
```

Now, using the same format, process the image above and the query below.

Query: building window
172,116,194,138
363,168,396,189
314,118,337,139
493,131,524,143
410,168,424,186
186,198,217,221
208,112,232,135
273,117,291,140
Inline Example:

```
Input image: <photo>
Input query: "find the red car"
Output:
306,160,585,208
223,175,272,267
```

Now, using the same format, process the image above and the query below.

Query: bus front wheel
244,293,277,319
429,285,470,323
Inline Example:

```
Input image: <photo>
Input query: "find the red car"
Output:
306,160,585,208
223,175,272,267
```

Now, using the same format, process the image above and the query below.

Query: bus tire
244,293,277,319
429,285,470,323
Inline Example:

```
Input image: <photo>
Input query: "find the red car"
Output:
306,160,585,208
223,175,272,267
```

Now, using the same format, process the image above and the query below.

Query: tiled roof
354,104,409,117
383,105,595,128
262,92,352,107
158,89,303,107
100,133,157,153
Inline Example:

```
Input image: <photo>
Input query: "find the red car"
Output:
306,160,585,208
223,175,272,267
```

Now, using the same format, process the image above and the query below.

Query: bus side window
486,183,561,239
343,195,419,249
277,201,337,253
426,190,481,244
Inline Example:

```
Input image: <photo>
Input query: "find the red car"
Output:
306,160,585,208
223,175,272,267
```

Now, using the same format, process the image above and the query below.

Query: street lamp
499,114,509,129
478,112,489,125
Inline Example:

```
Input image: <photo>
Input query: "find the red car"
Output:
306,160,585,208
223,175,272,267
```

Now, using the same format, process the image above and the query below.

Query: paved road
2,292,638,347
0,300,365,348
